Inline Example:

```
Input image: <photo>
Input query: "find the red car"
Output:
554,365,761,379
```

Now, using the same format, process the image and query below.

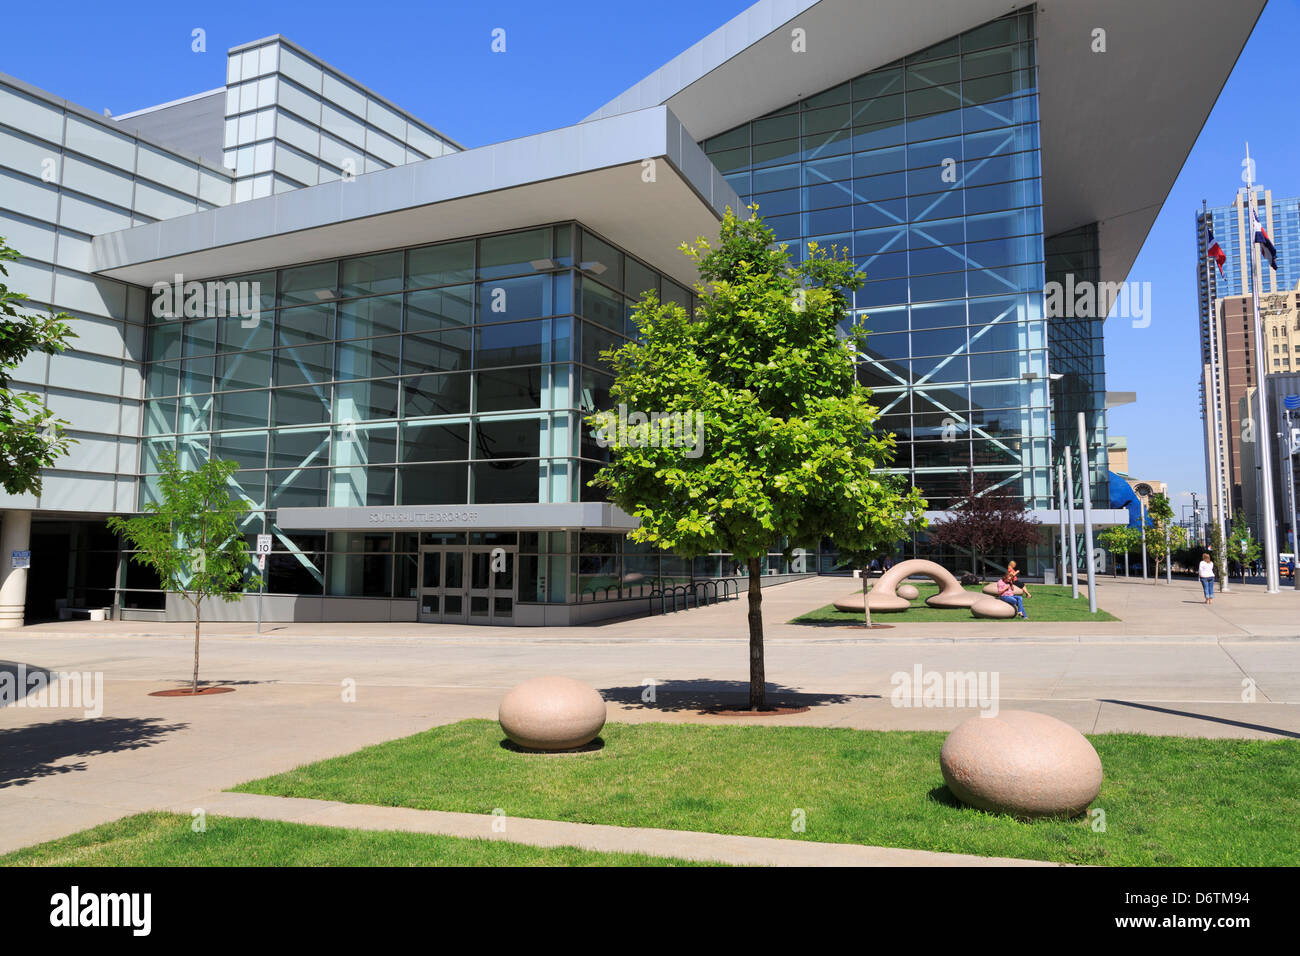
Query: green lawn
792,582,1118,624
0,812,712,867
233,720,1296,866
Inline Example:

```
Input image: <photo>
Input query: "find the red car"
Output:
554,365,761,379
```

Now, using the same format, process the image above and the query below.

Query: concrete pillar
0,510,31,628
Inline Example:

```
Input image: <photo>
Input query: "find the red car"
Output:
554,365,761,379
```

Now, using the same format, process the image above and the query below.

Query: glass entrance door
418,547,467,623
419,546,513,624
468,547,514,624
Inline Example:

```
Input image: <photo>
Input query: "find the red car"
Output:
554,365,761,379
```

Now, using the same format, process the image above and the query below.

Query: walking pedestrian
1198,552,1216,604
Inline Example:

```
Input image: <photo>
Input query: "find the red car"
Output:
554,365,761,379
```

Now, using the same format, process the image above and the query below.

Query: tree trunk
862,568,872,628
746,556,766,711
192,596,201,695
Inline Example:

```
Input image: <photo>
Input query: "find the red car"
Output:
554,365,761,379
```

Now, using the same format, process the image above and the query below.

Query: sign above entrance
274,503,638,532
368,509,480,525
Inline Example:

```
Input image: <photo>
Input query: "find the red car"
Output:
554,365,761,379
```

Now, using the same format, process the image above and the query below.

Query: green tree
1227,509,1262,580
1208,519,1228,587
108,452,257,694
1144,492,1186,581
588,208,925,710
0,237,76,494
1098,524,1142,576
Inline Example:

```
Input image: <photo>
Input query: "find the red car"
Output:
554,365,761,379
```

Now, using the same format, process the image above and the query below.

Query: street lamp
1135,482,1152,582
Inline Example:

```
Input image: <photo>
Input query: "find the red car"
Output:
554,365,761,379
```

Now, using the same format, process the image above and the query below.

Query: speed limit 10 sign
256,534,272,555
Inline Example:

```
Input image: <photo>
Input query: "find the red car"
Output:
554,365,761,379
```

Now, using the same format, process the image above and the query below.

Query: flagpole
1244,143,1281,594
1203,199,1231,592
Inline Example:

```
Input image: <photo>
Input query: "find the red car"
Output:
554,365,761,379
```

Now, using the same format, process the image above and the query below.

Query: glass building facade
701,10,1053,518
134,223,712,616
1045,223,1109,508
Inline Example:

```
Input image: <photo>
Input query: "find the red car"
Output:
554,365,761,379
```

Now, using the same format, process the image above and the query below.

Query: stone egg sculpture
897,583,920,600
939,710,1102,818
499,676,607,751
970,596,1017,619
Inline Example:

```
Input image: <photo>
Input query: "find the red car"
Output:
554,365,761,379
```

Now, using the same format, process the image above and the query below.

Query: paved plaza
1,575,1298,859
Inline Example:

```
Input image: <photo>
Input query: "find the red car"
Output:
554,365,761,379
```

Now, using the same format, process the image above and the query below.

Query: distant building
1203,289,1300,528
1238,374,1300,549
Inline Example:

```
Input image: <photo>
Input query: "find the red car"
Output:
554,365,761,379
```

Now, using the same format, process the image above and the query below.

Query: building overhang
90,106,740,289
585,0,1266,288
275,503,638,532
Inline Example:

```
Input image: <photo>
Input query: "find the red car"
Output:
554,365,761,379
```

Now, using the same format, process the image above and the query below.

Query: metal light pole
1078,412,1098,613
1064,449,1079,599
1057,461,1068,585
1140,496,1148,581
1283,402,1300,589
1243,147,1281,593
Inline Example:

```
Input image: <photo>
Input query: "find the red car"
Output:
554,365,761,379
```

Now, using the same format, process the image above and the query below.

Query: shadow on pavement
0,717,187,789
600,678,875,713
1099,699,1300,740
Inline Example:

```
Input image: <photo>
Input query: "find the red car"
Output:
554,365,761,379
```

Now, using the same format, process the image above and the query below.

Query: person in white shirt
1198,553,1216,604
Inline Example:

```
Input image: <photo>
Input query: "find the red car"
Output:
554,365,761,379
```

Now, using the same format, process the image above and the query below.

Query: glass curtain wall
702,10,1050,527
132,223,692,604
1044,223,1109,508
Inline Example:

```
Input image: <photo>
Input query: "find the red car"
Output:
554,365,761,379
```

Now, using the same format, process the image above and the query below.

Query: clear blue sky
5,0,1297,519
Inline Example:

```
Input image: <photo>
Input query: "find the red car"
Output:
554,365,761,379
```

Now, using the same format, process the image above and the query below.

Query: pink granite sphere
970,596,1017,619
897,584,920,600
499,676,607,751
939,710,1102,818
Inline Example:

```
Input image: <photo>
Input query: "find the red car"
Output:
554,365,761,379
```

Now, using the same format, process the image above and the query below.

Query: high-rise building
1197,190,1300,529
1202,289,1300,528
0,0,1264,624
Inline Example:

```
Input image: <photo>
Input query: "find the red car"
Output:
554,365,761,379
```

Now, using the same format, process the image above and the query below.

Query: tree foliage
1143,492,1187,580
927,472,1041,576
1227,508,1262,571
1098,524,1142,574
588,207,926,708
0,237,76,495
108,452,257,693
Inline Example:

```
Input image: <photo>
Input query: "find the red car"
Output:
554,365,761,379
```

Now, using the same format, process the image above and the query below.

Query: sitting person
1005,560,1030,598
995,572,1028,618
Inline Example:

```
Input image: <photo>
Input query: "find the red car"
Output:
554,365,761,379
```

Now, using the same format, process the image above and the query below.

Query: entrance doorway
418,545,515,624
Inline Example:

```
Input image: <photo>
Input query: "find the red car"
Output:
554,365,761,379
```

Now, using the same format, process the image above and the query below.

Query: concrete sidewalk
17,575,1300,641
177,790,1057,867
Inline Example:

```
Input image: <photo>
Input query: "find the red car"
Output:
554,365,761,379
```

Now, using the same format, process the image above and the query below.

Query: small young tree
1097,525,1141,577
1143,492,1186,581
927,472,1042,577
0,237,76,494
1208,520,1229,588
1227,509,1262,581
108,452,257,694
589,208,925,710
